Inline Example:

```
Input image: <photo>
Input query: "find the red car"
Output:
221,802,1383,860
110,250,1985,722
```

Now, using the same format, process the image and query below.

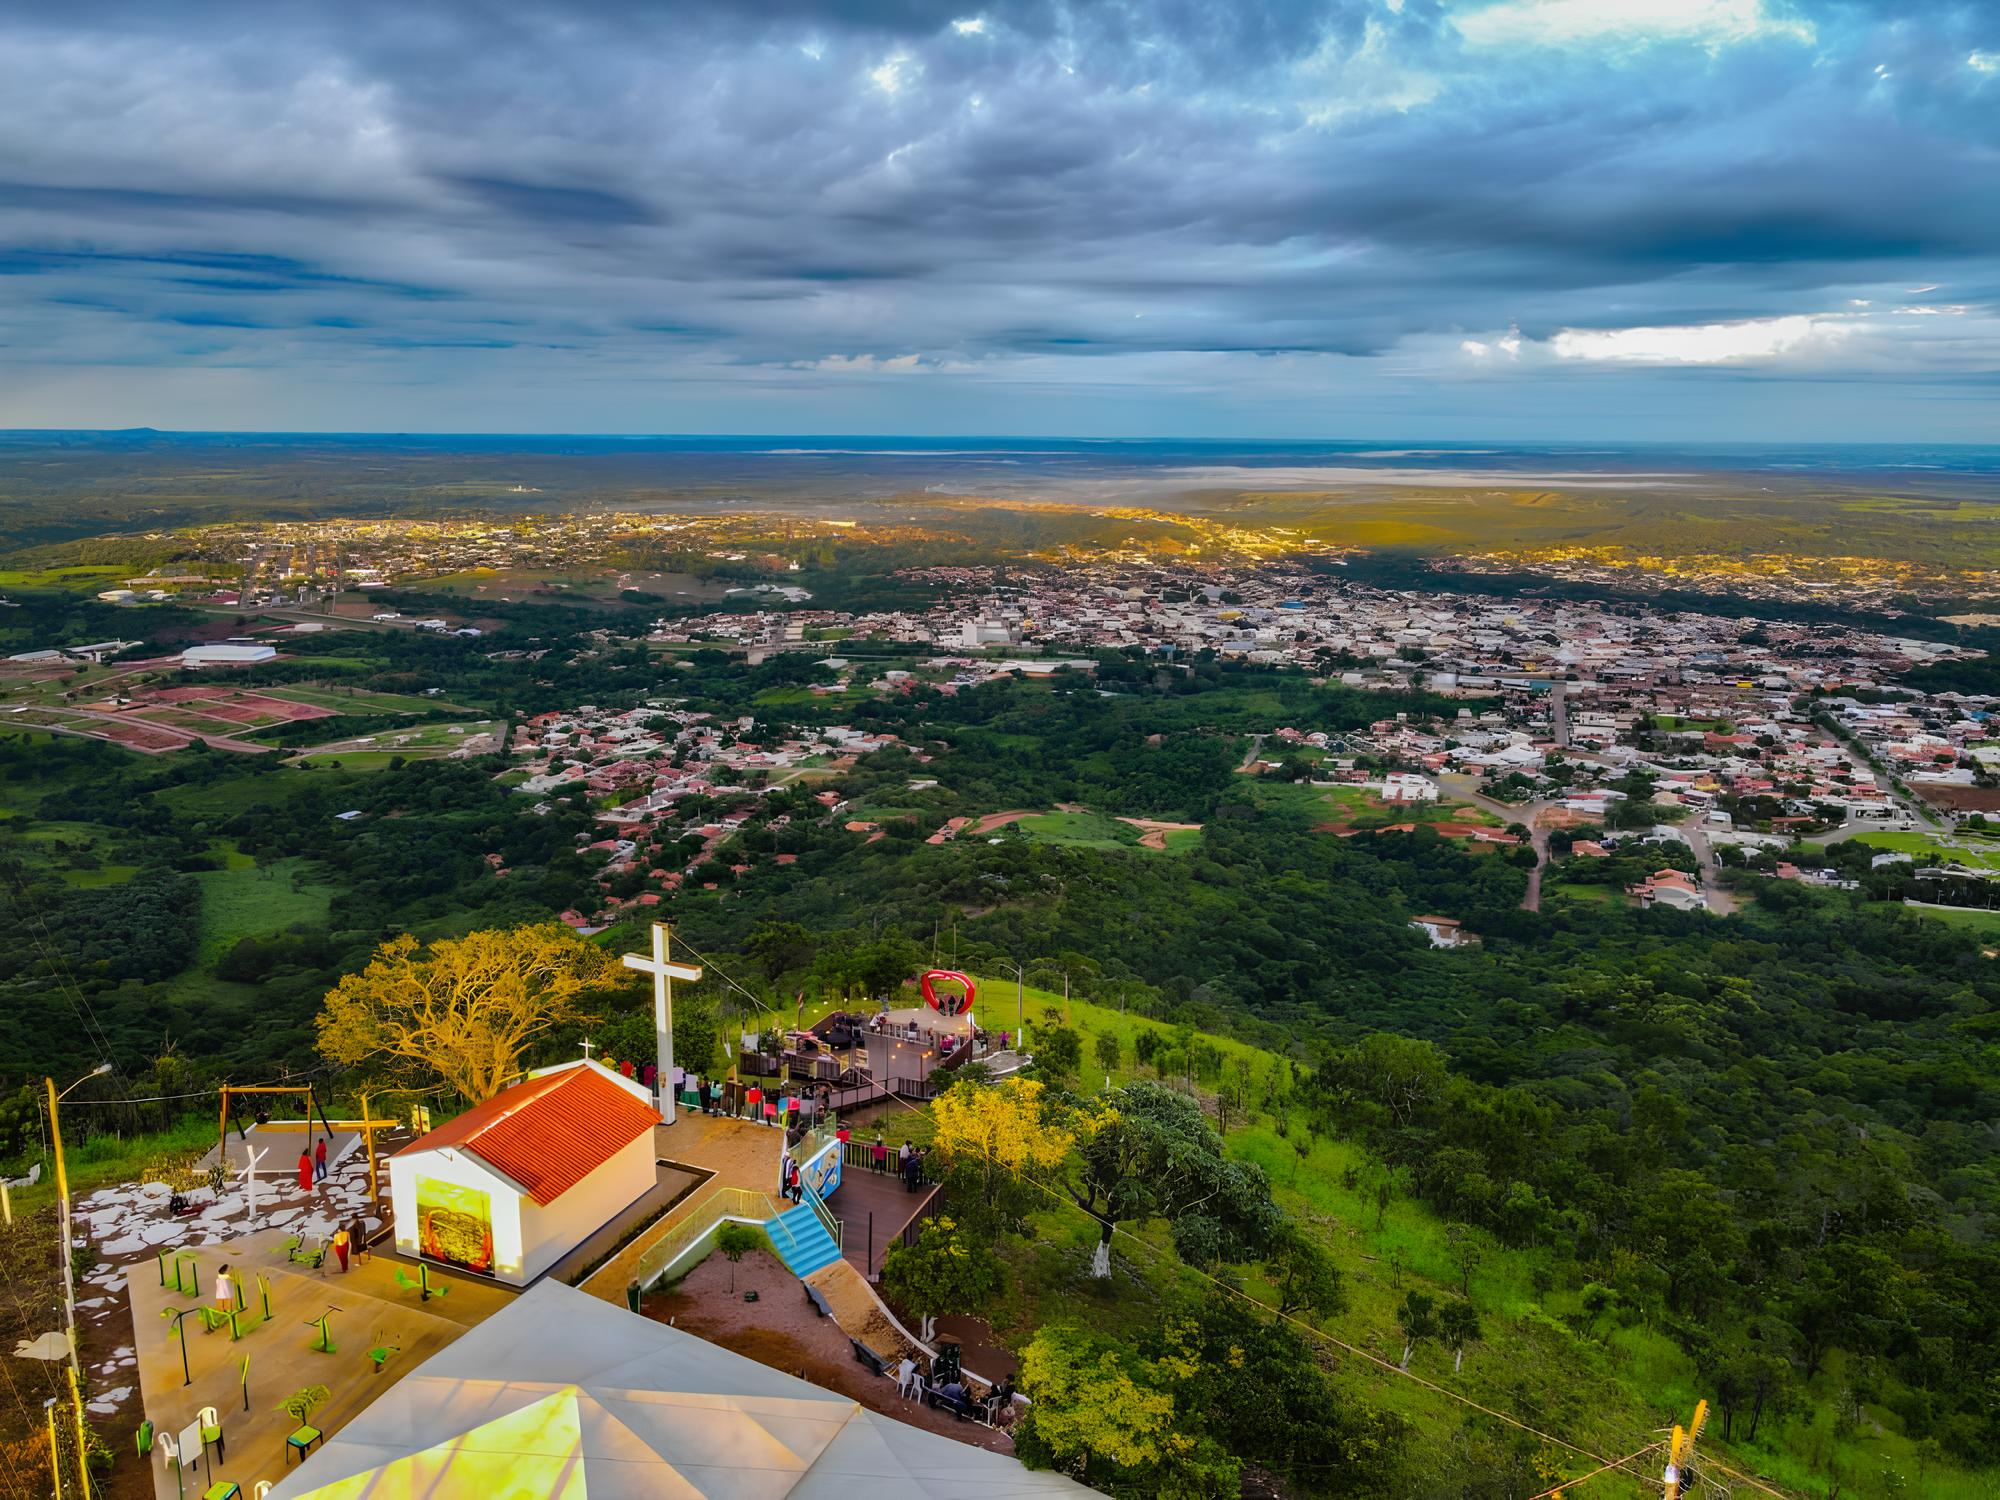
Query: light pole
997,961,1026,1051
46,1063,111,1378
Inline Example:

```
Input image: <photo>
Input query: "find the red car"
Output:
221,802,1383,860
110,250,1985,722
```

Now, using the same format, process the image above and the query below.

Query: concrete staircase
766,1203,842,1278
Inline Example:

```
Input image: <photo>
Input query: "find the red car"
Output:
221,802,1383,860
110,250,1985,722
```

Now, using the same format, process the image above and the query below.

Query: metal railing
632,1186,782,1289
801,1182,843,1251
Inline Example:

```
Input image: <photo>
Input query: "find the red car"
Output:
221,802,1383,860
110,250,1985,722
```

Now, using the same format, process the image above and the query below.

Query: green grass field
1903,902,2000,943
265,683,472,714
190,856,338,963
280,750,416,772
1015,810,1148,850
0,564,127,593
1854,828,2000,873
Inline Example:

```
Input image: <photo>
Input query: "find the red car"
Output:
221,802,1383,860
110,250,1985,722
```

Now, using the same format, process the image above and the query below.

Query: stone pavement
70,1122,398,1430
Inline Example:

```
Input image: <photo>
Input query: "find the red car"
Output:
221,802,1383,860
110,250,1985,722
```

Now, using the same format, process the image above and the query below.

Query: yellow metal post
362,1091,378,1205
45,1077,79,1377
68,1363,89,1499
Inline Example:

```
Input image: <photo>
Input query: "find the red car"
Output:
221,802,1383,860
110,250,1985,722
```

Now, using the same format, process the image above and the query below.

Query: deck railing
631,1185,782,1289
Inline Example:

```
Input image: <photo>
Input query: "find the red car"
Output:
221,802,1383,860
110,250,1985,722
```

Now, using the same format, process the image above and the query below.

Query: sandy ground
1116,816,1202,849
645,1249,1019,1454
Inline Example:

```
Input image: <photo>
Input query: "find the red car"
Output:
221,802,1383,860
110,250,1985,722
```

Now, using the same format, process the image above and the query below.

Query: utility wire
864,1074,1795,1499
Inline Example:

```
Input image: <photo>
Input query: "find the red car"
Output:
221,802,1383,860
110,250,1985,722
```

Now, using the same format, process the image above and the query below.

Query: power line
867,1076,1788,1499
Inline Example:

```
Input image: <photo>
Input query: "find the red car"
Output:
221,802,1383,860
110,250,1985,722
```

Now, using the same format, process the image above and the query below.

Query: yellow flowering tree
317,925,610,1101
927,1077,1090,1206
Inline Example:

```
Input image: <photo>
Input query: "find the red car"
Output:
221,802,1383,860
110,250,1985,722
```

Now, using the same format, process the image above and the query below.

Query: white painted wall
514,1131,657,1285
389,1147,527,1284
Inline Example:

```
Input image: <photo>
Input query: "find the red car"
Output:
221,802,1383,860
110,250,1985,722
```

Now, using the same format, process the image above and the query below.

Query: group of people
732,1080,835,1129
295,1135,330,1191
865,1137,929,1191
890,1351,1017,1426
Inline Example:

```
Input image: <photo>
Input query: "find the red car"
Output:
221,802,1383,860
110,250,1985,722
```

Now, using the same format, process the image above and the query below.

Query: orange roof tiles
394,1064,661,1206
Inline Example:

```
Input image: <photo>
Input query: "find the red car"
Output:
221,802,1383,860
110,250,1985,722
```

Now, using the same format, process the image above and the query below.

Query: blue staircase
766,1203,842,1278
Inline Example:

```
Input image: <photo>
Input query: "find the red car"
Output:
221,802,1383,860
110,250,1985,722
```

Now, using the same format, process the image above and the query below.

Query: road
1439,773,1556,911
1680,824,1742,915
1237,734,1266,772
1549,682,1569,750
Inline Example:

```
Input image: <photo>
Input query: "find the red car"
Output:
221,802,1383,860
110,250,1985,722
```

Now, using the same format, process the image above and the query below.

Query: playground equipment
366,1333,403,1375
919,969,976,1017
161,1306,202,1386
1662,1398,1709,1500
280,1234,327,1271
305,1307,340,1355
395,1263,450,1302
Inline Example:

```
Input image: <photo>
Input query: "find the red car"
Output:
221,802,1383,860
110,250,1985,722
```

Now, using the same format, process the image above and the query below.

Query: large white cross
621,921,702,1124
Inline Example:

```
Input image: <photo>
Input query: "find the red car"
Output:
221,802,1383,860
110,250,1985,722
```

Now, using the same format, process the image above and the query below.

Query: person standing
214,1263,235,1320
787,1159,802,1204
296,1148,312,1193
331,1226,350,1273
871,1136,888,1174
779,1151,793,1199
313,1135,328,1184
348,1216,370,1266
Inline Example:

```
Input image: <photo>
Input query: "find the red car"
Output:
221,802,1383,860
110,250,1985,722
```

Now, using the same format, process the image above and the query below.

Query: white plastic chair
254,1483,274,1499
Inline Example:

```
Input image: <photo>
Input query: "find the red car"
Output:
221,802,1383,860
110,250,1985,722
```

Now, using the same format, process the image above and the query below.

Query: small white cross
621,922,702,1123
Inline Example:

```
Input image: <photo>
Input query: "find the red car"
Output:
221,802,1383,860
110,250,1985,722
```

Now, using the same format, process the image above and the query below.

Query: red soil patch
644,1249,1019,1453
965,809,1042,835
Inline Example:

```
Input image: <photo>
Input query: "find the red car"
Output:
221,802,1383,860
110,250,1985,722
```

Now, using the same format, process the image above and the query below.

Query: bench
803,1283,833,1319
367,1342,400,1375
847,1338,888,1376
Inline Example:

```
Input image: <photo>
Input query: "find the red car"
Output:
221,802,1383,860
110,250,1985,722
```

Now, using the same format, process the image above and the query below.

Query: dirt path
645,1249,1019,1453
1116,816,1202,850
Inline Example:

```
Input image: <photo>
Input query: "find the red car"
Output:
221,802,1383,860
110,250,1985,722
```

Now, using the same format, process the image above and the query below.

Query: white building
387,1059,661,1287
181,643,277,667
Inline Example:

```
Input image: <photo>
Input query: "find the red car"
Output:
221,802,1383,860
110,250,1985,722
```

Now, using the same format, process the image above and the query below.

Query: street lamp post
46,1063,111,1378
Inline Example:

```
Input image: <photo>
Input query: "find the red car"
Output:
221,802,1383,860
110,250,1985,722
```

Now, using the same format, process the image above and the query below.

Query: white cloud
952,17,987,37
791,353,942,373
869,54,917,94
1969,50,1998,73
1549,314,1849,364
1455,0,1814,51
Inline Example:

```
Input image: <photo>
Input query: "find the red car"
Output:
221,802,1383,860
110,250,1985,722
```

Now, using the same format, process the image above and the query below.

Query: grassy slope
935,975,1990,1500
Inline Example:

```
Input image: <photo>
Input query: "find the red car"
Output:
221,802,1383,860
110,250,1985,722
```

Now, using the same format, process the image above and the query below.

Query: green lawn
1854,829,2000,872
1015,810,1146,851
1545,879,1623,906
283,749,429,771
264,684,474,714
191,857,337,962
1903,902,2000,943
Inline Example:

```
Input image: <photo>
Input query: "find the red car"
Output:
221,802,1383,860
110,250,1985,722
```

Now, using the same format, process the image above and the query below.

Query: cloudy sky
2,0,1997,438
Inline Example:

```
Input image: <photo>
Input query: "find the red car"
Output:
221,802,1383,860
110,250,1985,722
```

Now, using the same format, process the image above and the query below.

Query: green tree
1263,1221,1347,1321
1065,1081,1279,1278
1035,1026,1082,1082
714,1222,763,1292
1014,1326,1175,1488
1093,1029,1122,1075
880,1215,1004,1342
1438,1298,1482,1373
1396,1290,1438,1370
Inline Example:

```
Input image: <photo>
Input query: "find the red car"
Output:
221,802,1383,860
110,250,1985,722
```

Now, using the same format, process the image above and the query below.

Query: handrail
632,1186,781,1288
801,1182,842,1250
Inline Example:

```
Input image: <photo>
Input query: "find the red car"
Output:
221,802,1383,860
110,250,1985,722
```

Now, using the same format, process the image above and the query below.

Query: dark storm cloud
1,0,1997,430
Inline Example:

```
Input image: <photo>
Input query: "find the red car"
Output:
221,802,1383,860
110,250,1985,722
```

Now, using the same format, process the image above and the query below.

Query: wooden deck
828,1166,941,1279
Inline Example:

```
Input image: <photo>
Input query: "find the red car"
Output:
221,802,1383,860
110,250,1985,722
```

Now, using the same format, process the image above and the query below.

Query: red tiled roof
393,1064,660,1206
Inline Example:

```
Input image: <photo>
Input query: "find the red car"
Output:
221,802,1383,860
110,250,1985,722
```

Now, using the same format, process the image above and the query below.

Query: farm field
1854,828,2000,873
286,718,503,762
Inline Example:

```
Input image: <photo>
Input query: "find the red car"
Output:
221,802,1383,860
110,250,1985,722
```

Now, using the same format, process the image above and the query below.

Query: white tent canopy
269,1279,1096,1499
